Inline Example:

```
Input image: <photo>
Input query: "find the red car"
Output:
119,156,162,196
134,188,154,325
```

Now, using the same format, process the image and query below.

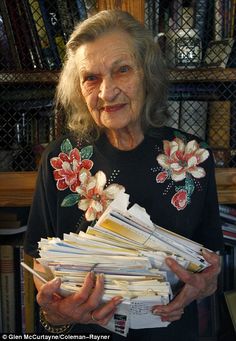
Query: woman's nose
98,76,120,101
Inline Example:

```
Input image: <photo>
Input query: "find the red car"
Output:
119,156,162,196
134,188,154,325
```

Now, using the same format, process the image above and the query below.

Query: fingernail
97,273,104,282
165,258,173,267
152,307,164,315
153,309,160,315
52,277,60,286
89,271,95,280
112,296,123,305
202,249,210,255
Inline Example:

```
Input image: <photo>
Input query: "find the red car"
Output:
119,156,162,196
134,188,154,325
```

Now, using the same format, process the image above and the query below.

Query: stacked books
219,204,236,241
36,192,210,336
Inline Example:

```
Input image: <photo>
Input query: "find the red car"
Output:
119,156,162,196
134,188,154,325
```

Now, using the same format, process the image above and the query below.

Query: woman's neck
105,126,144,151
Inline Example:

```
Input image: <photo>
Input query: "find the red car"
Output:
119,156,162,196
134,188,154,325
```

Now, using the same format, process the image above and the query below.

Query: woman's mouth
102,104,126,113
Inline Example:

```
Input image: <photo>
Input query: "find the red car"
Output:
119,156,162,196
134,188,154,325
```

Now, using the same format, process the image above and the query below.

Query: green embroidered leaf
185,177,195,196
61,139,73,154
174,131,188,143
200,141,209,149
80,145,93,159
61,194,80,207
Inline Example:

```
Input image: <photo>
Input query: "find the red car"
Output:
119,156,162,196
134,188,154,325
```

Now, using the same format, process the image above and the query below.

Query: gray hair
55,10,168,141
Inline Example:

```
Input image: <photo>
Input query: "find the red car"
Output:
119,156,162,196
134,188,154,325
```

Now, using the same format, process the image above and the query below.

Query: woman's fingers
37,272,122,326
153,301,184,322
37,277,62,307
165,258,195,284
201,249,221,275
87,296,123,326
66,272,96,306
151,251,222,323
86,273,105,306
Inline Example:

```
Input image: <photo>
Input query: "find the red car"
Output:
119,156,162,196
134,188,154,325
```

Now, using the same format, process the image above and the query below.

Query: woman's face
76,30,145,132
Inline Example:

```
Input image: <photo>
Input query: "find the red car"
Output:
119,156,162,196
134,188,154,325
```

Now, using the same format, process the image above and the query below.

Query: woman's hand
152,249,221,322
37,272,122,326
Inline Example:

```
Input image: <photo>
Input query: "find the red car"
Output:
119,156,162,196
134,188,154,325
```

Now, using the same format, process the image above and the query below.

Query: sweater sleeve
193,149,224,253
23,147,58,258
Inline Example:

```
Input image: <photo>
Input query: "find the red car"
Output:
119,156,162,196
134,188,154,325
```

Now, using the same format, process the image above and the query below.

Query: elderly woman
24,10,223,341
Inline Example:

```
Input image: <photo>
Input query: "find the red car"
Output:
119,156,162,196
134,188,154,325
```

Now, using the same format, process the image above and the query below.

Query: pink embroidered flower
76,170,125,221
171,189,188,211
156,170,168,183
156,138,209,182
50,148,93,192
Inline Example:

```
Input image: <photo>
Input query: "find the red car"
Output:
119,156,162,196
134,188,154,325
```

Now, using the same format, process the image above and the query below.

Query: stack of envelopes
37,192,210,336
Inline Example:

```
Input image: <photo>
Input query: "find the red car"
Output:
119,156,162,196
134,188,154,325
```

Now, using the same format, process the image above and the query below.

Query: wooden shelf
169,68,236,83
0,71,60,84
215,168,236,204
0,172,37,207
0,168,235,207
1,68,235,85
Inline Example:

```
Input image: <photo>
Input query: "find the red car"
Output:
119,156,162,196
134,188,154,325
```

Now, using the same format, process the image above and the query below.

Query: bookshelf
0,0,235,337
0,0,235,204
0,168,235,207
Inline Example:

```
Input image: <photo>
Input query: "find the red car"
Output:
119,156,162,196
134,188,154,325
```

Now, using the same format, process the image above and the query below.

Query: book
224,290,236,331
194,0,209,41
0,11,15,69
208,100,231,149
226,0,236,67
4,0,39,69
13,246,23,332
219,204,236,218
75,0,88,21
0,292,2,333
83,0,98,17
223,230,236,241
170,0,183,31
203,38,234,68
27,0,57,70
229,0,236,38
21,0,44,69
67,0,82,26
230,101,236,166
16,0,45,69
223,243,235,291
194,0,215,58
145,0,160,36
0,0,22,69
0,225,27,235
221,218,236,239
38,0,66,66
214,0,224,40
0,244,16,332
56,0,74,41
179,100,208,140
22,253,36,333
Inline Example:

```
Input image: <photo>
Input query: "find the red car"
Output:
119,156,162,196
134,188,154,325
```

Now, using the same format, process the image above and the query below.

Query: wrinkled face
76,30,145,132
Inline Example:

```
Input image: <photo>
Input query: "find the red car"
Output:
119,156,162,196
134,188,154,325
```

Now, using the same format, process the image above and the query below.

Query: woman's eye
85,75,97,82
119,65,130,73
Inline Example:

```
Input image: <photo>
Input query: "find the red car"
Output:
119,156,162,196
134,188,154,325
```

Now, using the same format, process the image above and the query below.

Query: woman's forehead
75,32,137,72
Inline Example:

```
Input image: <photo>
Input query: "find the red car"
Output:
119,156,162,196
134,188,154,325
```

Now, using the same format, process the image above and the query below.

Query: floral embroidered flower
156,136,210,211
76,169,125,221
156,138,209,182
53,139,124,223
50,147,93,192
156,170,168,183
171,189,188,211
